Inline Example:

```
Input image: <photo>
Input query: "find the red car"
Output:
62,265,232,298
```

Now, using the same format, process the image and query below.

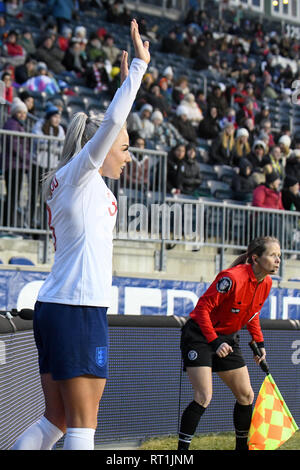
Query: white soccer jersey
37,58,148,307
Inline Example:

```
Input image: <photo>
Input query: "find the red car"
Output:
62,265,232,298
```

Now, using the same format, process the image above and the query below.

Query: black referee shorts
180,319,246,373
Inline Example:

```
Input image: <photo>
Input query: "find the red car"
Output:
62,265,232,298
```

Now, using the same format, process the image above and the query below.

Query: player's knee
236,387,254,406
194,390,212,408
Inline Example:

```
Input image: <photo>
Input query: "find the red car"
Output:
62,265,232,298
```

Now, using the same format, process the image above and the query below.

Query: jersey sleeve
246,313,264,344
65,58,148,186
246,278,271,344
190,272,236,349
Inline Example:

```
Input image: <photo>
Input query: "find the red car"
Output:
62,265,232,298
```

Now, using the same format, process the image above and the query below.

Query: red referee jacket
190,263,272,347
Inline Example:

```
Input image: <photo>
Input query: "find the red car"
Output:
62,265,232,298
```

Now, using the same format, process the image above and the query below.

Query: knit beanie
252,139,266,152
45,104,60,120
284,175,299,188
140,103,153,114
278,135,291,148
266,170,280,185
151,110,163,122
163,66,173,78
236,128,249,138
11,97,28,116
176,105,189,117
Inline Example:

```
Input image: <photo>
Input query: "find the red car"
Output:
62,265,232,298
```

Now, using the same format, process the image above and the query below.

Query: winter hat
151,110,163,123
218,82,226,92
239,157,253,171
183,93,196,103
236,128,249,138
163,66,173,78
61,25,73,38
266,170,280,185
74,26,87,38
176,105,189,117
140,103,153,114
284,175,299,188
11,97,28,116
45,104,60,119
278,135,291,148
252,139,266,152
37,61,48,72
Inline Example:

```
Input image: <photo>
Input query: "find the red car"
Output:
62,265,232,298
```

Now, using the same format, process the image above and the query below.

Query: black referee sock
233,401,253,450
178,400,206,450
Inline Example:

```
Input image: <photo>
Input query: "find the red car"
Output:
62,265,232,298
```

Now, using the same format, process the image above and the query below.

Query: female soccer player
178,236,281,451
11,19,150,451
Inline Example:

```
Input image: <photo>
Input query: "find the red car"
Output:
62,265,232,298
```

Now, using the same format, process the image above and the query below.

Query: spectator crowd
0,0,299,221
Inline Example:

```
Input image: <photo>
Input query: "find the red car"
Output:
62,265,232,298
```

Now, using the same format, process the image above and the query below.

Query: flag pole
249,341,270,375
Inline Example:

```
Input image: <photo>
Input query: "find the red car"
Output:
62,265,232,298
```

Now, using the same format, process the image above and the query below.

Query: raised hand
131,18,150,65
120,50,128,85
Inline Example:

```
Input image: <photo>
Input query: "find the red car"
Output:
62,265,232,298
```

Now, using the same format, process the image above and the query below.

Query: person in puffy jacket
281,175,300,212
232,157,256,202
178,144,202,195
178,236,281,451
252,170,284,209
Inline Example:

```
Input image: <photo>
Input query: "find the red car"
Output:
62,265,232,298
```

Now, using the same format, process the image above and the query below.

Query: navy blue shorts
33,301,109,380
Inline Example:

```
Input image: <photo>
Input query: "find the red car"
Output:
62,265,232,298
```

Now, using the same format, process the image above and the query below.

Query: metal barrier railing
0,129,64,235
0,128,299,270
0,129,168,261
0,100,38,134
162,196,300,275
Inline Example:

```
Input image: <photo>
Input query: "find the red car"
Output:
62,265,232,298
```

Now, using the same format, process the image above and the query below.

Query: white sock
63,427,95,450
11,415,64,450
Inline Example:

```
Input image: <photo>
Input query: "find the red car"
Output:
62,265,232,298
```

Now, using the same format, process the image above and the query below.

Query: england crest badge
95,346,108,367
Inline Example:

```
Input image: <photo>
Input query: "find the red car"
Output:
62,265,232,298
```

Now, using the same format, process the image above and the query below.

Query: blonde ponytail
42,112,103,200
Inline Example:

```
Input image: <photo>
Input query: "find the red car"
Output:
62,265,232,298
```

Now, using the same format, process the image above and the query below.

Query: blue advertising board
0,269,300,320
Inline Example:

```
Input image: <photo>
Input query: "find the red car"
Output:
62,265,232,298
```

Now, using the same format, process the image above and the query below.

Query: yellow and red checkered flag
248,374,298,450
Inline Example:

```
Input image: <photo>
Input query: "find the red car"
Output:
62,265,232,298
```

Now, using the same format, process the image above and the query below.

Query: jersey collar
247,263,259,283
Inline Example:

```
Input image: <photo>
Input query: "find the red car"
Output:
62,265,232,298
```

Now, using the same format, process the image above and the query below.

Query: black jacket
210,134,234,165
198,116,221,140
167,156,202,194
171,116,198,144
232,158,256,200
281,188,300,211
285,155,300,183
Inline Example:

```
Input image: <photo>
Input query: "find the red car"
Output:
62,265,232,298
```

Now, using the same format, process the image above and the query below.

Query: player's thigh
217,366,254,405
186,366,213,407
58,374,107,429
41,373,67,432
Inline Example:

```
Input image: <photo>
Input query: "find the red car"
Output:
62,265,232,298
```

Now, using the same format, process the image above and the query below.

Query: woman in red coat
252,170,284,210
178,236,281,450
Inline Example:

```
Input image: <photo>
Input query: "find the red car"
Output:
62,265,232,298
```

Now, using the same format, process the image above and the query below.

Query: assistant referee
178,236,281,451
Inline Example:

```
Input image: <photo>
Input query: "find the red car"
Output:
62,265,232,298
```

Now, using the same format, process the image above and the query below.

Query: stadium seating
206,180,234,200
213,165,238,185
8,257,35,266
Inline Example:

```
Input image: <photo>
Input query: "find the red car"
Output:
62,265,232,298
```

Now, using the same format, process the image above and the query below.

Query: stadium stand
0,0,299,260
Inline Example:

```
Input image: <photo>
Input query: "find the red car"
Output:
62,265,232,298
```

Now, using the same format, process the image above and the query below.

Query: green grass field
139,430,300,450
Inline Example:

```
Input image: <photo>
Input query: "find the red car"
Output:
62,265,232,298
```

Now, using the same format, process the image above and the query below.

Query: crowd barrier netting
0,313,299,450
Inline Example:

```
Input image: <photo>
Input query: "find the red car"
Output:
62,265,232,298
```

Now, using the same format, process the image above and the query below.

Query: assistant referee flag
248,374,298,450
